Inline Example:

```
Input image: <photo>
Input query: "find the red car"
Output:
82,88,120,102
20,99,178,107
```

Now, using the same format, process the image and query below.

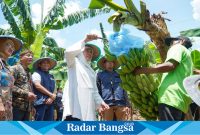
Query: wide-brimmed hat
97,56,119,70
33,57,57,70
85,43,101,61
0,35,23,55
165,36,192,48
183,75,200,106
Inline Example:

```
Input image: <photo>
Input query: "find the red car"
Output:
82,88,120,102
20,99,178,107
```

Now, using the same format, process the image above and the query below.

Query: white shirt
32,72,41,83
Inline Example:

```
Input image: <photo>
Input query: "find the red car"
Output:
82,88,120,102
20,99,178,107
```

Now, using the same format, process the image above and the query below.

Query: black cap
165,36,192,49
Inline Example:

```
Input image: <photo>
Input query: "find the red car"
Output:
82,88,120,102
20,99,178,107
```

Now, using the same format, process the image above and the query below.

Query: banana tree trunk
143,13,170,62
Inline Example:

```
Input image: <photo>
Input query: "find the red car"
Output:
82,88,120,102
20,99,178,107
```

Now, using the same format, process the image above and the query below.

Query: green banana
128,48,134,58
132,87,141,95
120,75,126,82
129,58,136,68
140,75,148,87
148,107,153,113
120,54,127,64
136,75,143,89
141,90,147,97
126,61,134,71
116,68,125,75
121,65,131,73
143,87,150,95
123,84,132,91
117,55,123,65
141,97,147,104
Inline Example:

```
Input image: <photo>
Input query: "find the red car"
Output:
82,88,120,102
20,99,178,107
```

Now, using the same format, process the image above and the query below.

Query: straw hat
0,35,23,55
183,75,200,106
97,56,119,70
85,43,101,61
33,57,57,70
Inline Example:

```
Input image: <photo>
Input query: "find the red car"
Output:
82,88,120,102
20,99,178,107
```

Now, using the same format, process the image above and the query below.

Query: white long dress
62,40,104,121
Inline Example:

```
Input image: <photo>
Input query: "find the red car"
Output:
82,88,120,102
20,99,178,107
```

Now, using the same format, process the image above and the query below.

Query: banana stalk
124,0,142,24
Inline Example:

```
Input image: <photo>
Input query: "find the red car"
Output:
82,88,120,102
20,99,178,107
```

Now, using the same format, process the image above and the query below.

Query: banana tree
0,0,111,59
89,0,171,62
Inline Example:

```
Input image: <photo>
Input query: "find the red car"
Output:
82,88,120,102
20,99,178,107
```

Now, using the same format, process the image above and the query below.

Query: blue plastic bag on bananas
108,28,144,56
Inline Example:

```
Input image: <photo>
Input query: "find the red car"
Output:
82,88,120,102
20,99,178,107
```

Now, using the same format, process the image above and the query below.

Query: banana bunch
117,48,160,120
116,48,148,74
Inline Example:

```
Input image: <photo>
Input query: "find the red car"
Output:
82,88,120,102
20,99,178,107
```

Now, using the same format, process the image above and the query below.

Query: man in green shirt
133,36,193,120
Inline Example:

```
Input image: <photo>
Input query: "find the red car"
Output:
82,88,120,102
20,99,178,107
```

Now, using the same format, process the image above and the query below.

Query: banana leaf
50,60,67,81
3,0,36,47
1,2,23,39
17,0,36,46
45,8,111,30
191,50,200,70
43,37,58,47
30,31,46,59
0,27,12,35
42,0,65,31
144,42,161,64
46,47,65,61
3,0,20,16
180,28,200,37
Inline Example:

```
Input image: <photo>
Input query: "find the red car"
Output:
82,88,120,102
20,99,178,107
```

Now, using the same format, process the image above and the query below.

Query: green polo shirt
158,44,192,113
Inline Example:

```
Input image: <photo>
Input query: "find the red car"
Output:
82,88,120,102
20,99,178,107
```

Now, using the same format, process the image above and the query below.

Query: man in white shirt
62,34,109,121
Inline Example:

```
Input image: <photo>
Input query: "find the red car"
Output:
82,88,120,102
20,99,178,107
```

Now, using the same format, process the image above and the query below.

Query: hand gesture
83,34,99,43
28,92,37,101
45,98,54,105
133,67,142,75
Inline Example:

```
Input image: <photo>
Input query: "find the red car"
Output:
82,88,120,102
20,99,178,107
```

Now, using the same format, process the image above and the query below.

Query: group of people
0,34,131,121
0,33,199,121
0,36,63,121
62,34,199,121
62,34,131,121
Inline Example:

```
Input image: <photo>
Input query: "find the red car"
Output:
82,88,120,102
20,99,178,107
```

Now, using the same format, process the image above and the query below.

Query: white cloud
31,3,41,24
191,37,200,50
31,0,57,25
48,30,68,48
31,0,81,25
0,23,10,29
43,0,57,18
191,0,200,21
64,1,81,17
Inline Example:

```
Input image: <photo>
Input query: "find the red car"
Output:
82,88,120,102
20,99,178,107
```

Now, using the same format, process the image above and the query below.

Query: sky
0,0,200,51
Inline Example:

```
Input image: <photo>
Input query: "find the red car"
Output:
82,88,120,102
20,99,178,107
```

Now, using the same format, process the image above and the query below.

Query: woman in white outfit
62,34,109,121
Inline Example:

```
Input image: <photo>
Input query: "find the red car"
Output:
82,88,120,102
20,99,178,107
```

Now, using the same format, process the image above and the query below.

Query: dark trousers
158,103,185,121
64,115,81,121
34,104,54,121
13,107,30,121
56,108,63,121
190,102,200,120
